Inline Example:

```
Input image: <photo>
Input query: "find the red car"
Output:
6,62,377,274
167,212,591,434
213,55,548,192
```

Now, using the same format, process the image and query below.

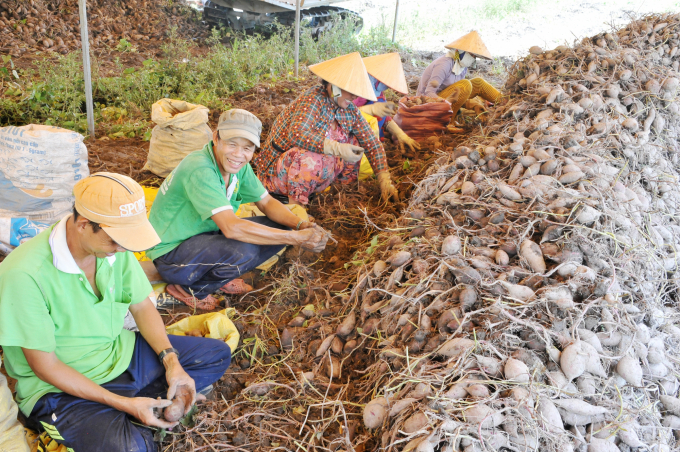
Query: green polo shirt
146,141,268,261
0,215,152,416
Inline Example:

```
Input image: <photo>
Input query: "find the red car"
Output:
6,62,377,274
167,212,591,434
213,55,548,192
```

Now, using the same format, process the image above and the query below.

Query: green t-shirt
0,215,153,416
146,141,268,261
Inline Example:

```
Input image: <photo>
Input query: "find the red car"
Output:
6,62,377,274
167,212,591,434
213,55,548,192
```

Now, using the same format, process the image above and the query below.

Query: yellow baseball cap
73,172,161,252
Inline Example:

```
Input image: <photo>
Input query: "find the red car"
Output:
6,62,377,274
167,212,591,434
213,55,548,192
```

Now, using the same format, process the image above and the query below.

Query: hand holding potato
126,397,176,428
296,224,329,253
164,354,196,419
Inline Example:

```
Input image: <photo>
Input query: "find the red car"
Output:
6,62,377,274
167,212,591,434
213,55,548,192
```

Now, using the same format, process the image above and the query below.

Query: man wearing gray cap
147,109,329,309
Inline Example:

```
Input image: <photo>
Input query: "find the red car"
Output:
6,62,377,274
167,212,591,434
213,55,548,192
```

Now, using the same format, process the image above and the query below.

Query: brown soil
86,137,159,184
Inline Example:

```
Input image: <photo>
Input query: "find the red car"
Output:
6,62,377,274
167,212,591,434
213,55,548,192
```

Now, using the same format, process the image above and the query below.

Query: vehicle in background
203,0,362,37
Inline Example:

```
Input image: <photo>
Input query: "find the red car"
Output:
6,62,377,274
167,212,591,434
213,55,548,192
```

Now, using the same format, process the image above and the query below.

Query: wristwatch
158,347,180,364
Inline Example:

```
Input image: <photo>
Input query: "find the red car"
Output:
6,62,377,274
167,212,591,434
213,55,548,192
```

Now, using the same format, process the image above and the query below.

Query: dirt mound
159,12,680,452
0,0,208,58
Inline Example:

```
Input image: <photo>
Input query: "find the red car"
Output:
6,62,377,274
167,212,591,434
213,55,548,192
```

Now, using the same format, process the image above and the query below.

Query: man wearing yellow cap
0,173,232,451
353,53,420,153
417,31,501,123
253,52,400,205
147,109,330,308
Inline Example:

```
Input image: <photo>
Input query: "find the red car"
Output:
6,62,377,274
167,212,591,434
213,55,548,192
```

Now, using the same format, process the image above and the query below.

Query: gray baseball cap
217,109,262,147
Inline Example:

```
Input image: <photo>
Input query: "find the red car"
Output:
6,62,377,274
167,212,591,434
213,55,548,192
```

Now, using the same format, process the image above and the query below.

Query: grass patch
479,0,539,19
0,16,403,136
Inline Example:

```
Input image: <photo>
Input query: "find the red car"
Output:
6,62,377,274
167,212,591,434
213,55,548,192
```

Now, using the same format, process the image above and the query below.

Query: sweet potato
560,342,586,381
520,239,546,273
505,358,530,383
363,397,388,429
164,385,193,422
616,355,643,386
388,398,418,417
463,403,504,428
551,398,607,416
403,411,429,433
538,399,563,432
336,311,355,337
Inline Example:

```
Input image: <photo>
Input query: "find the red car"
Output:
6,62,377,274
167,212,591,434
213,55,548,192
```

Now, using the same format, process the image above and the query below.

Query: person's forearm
255,198,302,229
425,64,448,97
424,81,441,97
216,215,301,246
131,298,173,355
22,349,128,412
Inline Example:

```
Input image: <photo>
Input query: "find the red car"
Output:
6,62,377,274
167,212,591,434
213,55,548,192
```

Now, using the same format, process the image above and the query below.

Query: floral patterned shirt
253,84,388,178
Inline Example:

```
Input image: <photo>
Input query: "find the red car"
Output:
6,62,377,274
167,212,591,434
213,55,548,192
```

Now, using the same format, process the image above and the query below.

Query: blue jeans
153,216,288,299
28,333,231,452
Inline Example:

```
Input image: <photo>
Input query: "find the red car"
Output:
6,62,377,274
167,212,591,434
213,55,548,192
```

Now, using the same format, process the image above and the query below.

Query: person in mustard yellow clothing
417,31,501,124
0,173,233,452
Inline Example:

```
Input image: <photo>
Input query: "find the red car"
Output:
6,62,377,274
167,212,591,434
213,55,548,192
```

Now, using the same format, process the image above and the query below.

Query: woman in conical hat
253,52,399,205
416,31,501,125
352,53,420,153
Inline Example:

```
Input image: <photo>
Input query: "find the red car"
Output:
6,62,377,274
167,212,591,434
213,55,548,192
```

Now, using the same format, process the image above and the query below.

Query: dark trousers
154,216,288,299
28,333,231,452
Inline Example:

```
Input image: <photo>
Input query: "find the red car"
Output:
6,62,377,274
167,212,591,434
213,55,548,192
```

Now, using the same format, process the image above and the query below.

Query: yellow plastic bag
361,111,380,137
358,154,374,181
135,186,160,262
358,111,377,181
166,308,240,352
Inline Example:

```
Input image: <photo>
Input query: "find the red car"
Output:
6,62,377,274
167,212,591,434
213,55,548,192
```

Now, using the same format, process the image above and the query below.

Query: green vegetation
0,16,401,137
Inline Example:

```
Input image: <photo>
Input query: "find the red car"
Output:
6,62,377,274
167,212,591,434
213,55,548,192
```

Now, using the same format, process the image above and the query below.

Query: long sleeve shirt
416,56,468,97
253,85,388,179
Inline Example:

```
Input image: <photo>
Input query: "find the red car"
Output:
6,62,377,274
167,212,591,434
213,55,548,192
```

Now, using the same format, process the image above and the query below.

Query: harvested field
4,2,680,451
154,12,680,452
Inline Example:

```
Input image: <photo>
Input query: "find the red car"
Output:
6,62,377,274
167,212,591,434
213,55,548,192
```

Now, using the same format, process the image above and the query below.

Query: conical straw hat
445,31,492,60
363,53,409,94
309,52,377,101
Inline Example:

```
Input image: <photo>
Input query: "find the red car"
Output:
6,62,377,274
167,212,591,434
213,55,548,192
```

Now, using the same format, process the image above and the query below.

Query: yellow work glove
323,138,364,163
385,120,421,153
359,102,397,118
377,171,399,203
